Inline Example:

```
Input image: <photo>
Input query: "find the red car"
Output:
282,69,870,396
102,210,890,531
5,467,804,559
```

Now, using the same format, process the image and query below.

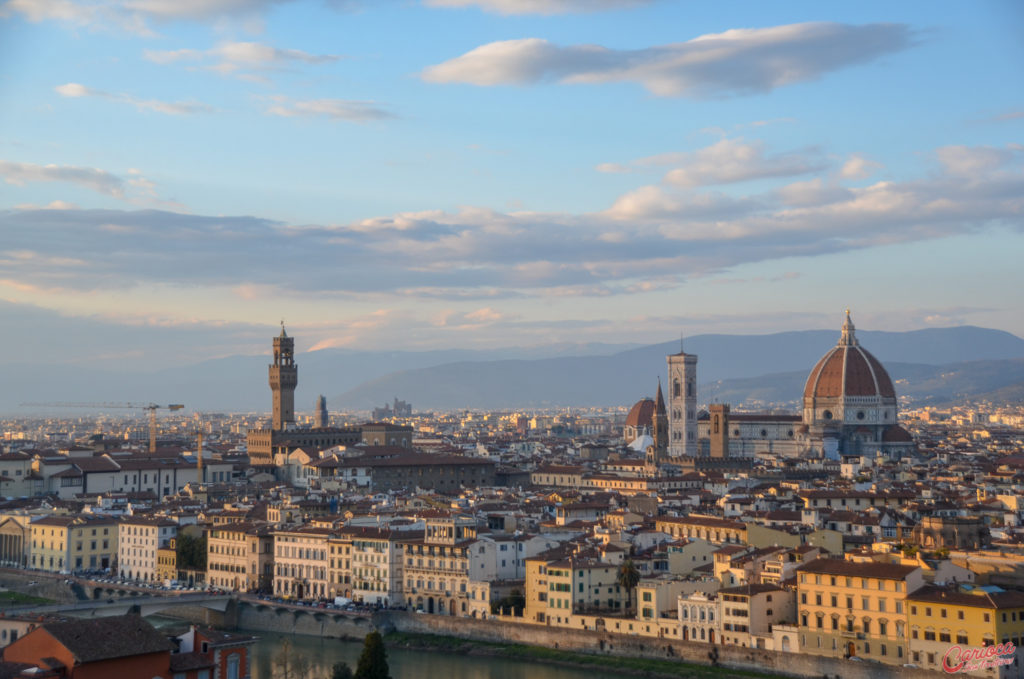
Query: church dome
625,398,655,429
803,311,896,401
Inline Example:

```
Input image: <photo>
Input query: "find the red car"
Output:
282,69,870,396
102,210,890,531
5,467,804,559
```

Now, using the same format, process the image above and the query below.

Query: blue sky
1,0,1022,369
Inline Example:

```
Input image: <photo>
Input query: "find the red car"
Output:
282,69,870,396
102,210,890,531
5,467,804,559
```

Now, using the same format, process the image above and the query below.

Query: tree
617,559,641,614
354,631,390,679
176,532,207,571
332,661,354,679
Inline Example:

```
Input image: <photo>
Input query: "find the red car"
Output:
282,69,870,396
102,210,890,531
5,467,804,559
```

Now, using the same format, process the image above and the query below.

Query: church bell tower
269,323,298,430
667,344,697,457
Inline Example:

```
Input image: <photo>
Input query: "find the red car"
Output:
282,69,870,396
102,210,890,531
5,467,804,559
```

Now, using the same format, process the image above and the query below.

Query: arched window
227,653,241,679
713,416,719,435
673,380,681,398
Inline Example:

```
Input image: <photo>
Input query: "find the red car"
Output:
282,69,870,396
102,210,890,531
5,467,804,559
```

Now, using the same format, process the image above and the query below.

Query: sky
1,0,1023,370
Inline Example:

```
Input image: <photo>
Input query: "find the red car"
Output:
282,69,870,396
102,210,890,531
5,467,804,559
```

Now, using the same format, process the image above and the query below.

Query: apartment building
208,522,274,593
273,525,331,600
30,515,118,573
655,515,747,545
907,584,1024,677
403,515,475,615
796,557,924,663
118,516,177,582
344,526,421,606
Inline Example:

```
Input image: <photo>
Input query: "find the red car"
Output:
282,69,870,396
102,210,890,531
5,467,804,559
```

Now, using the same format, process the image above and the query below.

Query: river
150,616,631,679
245,629,629,679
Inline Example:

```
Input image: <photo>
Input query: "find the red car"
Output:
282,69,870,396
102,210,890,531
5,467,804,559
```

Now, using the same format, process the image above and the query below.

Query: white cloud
595,162,630,174
935,145,1019,176
13,200,80,210
3,0,297,34
266,97,393,122
776,178,852,207
55,82,213,115
0,159,171,207
121,0,288,19
661,138,826,186
422,22,915,97
1,143,1020,301
142,48,204,64
0,160,125,197
145,41,342,80
54,82,96,98
597,138,826,186
3,0,154,34
839,153,883,180
424,0,650,15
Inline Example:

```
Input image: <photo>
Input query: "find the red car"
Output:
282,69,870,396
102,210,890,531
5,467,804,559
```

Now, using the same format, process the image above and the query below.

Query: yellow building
655,515,747,545
156,539,177,583
207,522,274,593
907,584,1024,677
796,557,924,664
30,515,117,574
328,533,353,599
525,548,628,625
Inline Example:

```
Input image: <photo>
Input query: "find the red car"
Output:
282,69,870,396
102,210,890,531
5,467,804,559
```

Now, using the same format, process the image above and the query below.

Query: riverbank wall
159,600,946,679
385,612,944,679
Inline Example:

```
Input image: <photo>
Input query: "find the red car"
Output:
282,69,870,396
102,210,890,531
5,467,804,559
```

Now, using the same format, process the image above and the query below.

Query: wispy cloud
598,138,828,186
145,41,342,80
422,22,916,97
423,0,651,15
0,160,126,197
0,160,174,209
2,0,155,35
55,82,213,115
265,96,393,122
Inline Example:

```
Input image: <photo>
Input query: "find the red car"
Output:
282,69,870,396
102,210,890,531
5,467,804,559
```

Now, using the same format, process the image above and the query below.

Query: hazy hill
7,326,1024,414
701,359,1024,408
332,327,1024,411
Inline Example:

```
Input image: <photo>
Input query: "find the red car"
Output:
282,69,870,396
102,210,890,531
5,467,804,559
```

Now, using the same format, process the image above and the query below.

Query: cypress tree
353,631,390,679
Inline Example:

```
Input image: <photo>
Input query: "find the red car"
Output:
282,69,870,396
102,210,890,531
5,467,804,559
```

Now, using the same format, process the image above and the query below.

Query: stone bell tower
269,322,298,430
667,343,697,457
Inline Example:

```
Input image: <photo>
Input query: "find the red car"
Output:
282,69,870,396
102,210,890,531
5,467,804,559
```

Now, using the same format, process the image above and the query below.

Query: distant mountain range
7,326,1024,415
329,327,1024,411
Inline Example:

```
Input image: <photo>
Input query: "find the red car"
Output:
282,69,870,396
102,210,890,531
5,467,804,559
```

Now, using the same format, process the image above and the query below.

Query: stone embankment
155,599,947,679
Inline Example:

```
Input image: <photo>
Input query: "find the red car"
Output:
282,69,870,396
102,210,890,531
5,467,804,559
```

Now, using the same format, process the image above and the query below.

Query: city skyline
1,1,1023,371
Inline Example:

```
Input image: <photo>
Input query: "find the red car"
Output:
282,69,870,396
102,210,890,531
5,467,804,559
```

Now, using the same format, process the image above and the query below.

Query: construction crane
20,402,185,453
